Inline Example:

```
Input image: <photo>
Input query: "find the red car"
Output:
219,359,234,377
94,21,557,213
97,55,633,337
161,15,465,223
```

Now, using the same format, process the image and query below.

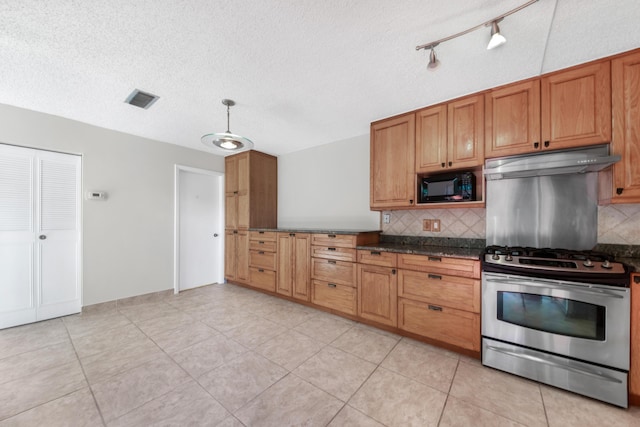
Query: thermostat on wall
85,191,107,200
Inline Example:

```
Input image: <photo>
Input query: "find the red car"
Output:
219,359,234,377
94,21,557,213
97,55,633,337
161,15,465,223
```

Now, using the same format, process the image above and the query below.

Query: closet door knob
39,235,47,240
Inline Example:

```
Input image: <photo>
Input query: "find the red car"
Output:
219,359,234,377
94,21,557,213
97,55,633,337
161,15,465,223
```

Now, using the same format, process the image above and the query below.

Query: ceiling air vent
124,89,159,109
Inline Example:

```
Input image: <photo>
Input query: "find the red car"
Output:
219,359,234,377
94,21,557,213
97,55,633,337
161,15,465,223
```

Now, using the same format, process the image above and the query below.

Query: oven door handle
486,344,624,384
487,278,625,299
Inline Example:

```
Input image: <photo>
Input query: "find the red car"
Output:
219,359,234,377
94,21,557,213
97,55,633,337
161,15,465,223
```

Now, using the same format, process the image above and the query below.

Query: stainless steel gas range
482,145,630,407
481,246,631,407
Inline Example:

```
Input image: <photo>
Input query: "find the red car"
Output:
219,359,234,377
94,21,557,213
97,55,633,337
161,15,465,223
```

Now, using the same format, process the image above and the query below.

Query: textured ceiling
1,0,639,156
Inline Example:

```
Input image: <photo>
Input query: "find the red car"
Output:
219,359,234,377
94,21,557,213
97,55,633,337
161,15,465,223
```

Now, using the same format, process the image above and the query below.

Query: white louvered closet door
0,144,81,329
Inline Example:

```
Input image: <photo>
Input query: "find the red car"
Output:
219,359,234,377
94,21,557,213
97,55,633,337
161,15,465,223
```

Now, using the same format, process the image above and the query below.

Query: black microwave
419,172,475,203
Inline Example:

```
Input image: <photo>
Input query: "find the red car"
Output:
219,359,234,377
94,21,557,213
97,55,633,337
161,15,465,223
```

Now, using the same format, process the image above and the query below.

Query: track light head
427,48,440,70
487,20,506,50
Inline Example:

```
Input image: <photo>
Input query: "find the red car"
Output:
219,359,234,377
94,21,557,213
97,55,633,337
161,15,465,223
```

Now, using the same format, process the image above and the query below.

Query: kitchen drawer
312,246,356,262
249,239,277,252
398,253,480,279
248,267,276,292
311,279,357,315
311,257,356,286
249,231,277,242
357,250,397,267
398,298,480,352
398,269,480,313
311,233,357,248
249,250,277,271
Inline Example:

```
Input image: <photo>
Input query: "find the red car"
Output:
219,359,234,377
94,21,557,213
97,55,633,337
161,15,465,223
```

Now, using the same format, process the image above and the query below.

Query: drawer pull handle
370,251,381,255
428,305,442,312
289,233,296,237
258,269,265,273
258,241,265,244
327,247,337,251
635,276,640,284
392,269,396,275
233,230,238,234
328,283,337,288
428,274,442,280
428,256,441,262
258,251,265,255
259,231,265,234
328,234,337,238
328,260,337,264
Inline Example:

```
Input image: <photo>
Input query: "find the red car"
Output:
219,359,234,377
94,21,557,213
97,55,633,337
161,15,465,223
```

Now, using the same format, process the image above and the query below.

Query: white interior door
176,166,223,292
0,144,81,329
37,151,81,321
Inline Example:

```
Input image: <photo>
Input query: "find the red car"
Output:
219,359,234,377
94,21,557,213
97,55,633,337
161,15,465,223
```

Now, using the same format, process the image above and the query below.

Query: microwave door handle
488,278,625,299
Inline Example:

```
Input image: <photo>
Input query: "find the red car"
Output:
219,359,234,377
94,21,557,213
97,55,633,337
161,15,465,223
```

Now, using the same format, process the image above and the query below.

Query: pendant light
201,99,254,153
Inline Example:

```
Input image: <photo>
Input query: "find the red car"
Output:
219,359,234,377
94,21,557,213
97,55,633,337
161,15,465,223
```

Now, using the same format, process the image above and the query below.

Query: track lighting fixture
427,47,440,70
487,20,506,50
416,0,538,70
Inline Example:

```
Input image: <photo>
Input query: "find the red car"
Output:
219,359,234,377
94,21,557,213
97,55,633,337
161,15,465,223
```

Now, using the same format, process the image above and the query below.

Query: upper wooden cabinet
485,61,611,158
611,51,640,203
485,80,541,158
541,61,611,150
225,150,277,230
416,95,484,173
370,113,416,209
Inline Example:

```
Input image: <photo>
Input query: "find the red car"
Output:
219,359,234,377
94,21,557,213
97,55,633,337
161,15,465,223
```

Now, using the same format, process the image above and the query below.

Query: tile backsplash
381,204,640,245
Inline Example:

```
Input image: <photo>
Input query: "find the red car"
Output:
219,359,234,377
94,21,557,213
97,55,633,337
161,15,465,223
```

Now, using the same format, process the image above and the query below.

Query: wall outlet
383,213,391,224
432,219,441,232
423,219,432,231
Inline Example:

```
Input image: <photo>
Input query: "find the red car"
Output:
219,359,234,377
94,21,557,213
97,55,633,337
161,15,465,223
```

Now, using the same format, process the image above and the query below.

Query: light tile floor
1,283,640,426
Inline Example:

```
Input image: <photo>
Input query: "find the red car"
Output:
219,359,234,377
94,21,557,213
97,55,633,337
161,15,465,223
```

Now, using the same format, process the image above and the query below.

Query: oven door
482,272,630,370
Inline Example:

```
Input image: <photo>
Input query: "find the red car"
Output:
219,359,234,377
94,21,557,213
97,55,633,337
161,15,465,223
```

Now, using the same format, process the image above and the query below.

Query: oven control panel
483,253,627,274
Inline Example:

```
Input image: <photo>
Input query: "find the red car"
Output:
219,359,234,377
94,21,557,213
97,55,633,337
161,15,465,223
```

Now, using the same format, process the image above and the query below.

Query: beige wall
278,134,380,230
0,103,225,305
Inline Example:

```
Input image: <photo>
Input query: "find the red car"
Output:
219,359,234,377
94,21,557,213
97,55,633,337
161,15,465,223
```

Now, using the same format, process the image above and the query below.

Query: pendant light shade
487,21,507,50
201,99,254,153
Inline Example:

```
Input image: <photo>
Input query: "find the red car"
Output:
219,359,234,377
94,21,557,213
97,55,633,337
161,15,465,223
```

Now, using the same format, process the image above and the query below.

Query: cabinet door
416,105,447,173
292,234,311,301
370,114,416,209
236,230,249,282
485,80,541,158
225,155,239,194
541,61,611,150
612,52,640,203
357,264,397,327
631,274,640,402
447,94,484,169
236,153,250,229
225,194,237,229
224,230,237,280
276,233,292,296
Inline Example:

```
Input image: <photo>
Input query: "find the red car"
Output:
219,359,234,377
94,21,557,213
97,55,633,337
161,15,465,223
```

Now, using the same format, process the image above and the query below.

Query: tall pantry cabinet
224,150,277,284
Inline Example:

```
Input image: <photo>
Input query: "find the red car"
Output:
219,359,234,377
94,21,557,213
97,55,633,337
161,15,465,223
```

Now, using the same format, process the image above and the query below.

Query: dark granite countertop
357,242,483,260
249,228,381,235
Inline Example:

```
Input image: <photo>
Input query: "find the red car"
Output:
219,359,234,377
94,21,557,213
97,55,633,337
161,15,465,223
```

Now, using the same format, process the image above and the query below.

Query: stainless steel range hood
484,144,620,180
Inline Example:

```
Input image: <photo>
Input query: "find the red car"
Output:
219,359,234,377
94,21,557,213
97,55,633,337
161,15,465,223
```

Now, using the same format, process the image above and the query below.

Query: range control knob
491,253,500,261
602,259,612,269
583,259,594,268
505,253,513,262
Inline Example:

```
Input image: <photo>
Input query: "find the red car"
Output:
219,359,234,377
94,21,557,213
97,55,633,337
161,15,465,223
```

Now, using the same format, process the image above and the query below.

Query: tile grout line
61,318,108,427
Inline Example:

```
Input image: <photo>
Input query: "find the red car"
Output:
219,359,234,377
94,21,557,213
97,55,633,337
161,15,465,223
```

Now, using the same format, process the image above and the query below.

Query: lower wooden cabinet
248,267,276,292
357,263,397,327
225,229,248,282
311,279,357,315
277,232,311,301
398,298,480,351
398,269,480,313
